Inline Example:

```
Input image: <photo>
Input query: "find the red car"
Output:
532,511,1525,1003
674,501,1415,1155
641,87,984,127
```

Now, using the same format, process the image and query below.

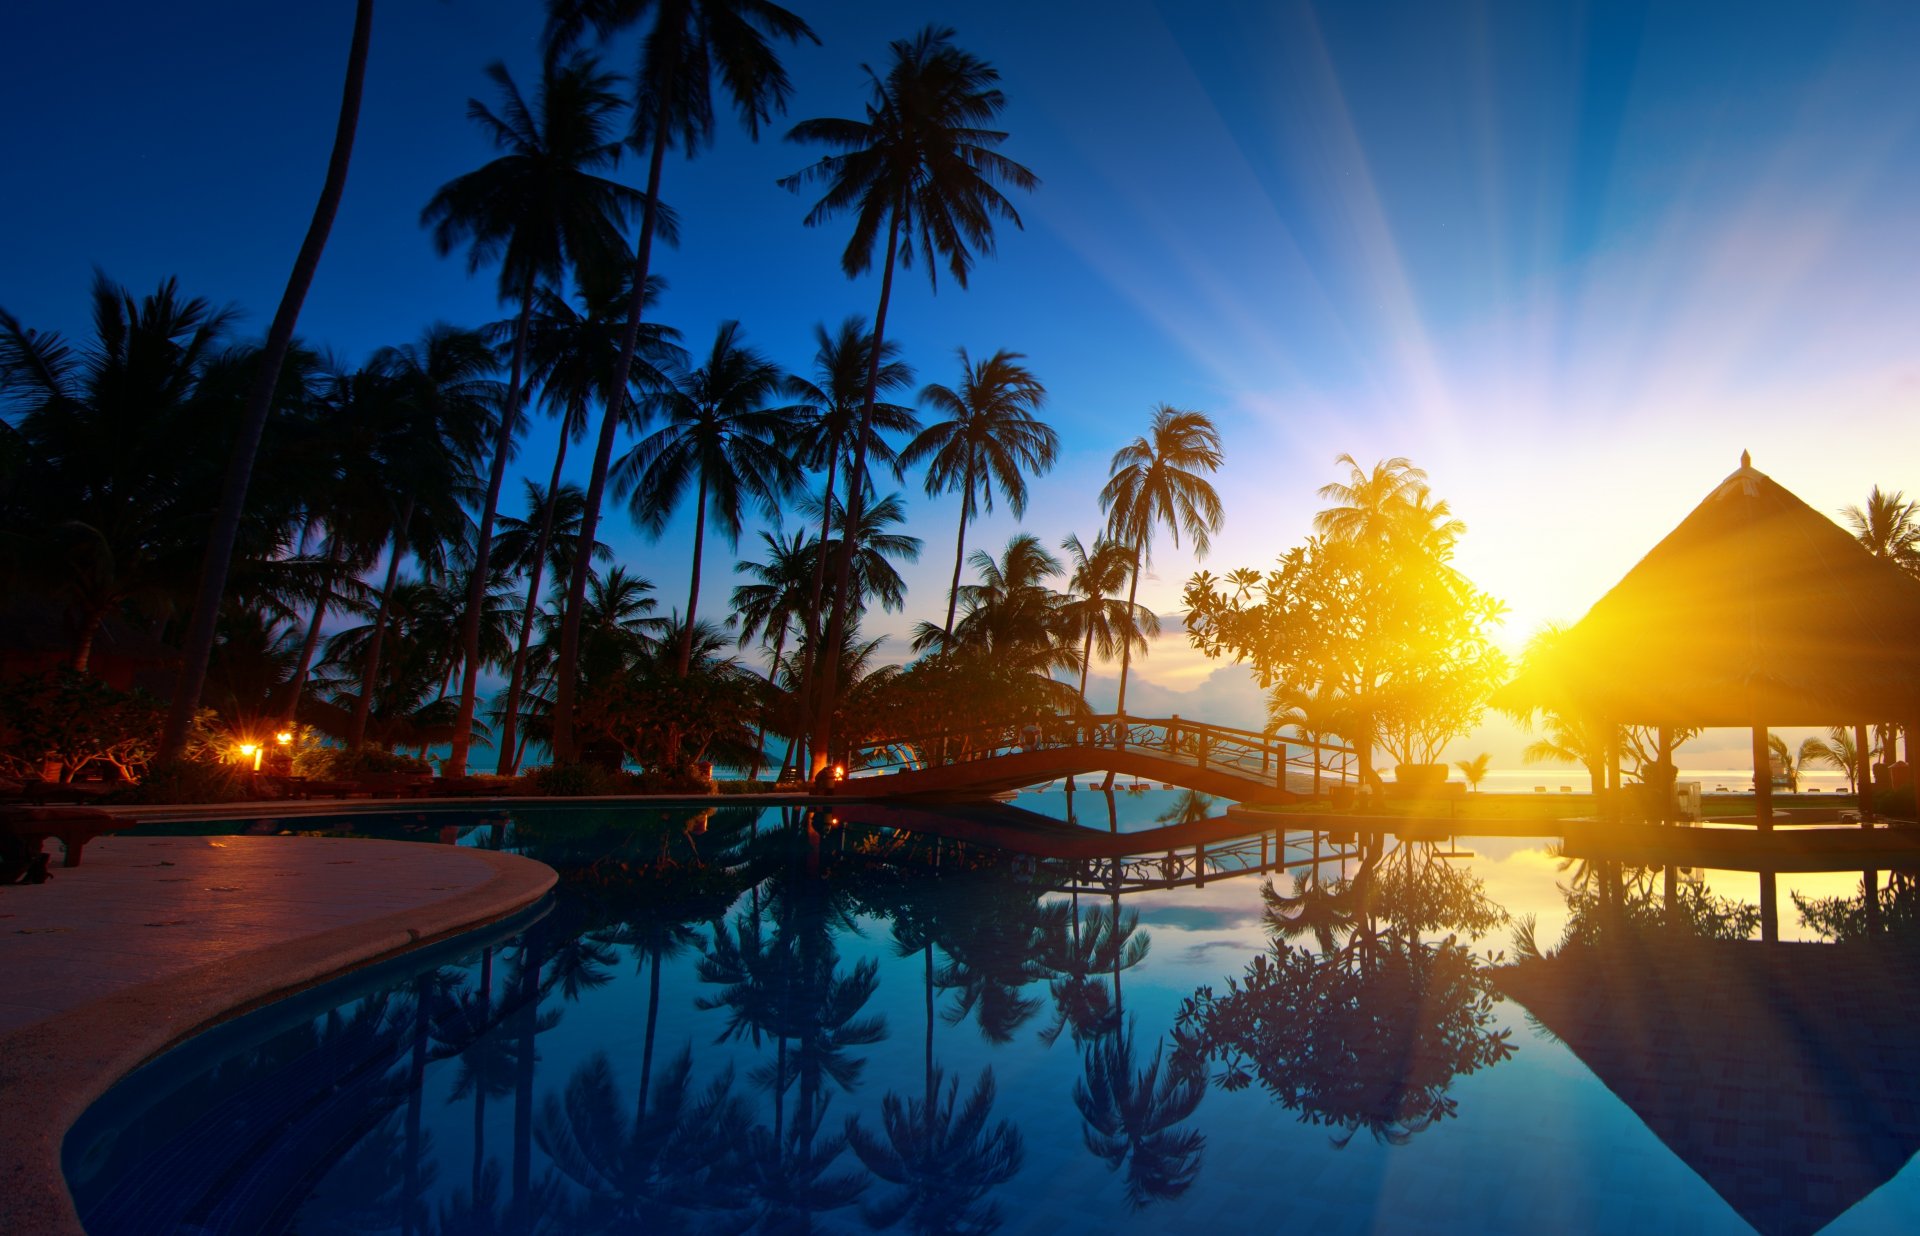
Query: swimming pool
65,802,1920,1234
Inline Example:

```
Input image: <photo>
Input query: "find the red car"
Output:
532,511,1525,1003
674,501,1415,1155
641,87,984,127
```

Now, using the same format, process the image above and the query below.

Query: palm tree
1801,725,1869,793
1,276,244,671
495,278,683,772
782,25,1039,773
543,0,817,764
422,54,642,776
918,534,1077,680
611,320,800,674
1100,406,1224,719
1312,454,1428,544
1061,534,1155,706
164,0,374,761
733,528,814,779
784,317,918,739
343,327,496,748
1454,752,1491,793
1841,486,1920,576
902,349,1057,636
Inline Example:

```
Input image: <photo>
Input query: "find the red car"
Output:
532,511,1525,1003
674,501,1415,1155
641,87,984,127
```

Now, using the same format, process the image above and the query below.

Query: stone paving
0,832,555,1236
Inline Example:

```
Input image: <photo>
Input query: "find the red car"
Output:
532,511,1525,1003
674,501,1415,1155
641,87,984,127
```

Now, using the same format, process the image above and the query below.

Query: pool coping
0,843,556,1236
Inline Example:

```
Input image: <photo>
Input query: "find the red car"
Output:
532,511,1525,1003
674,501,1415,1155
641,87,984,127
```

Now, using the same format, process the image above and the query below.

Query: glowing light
275,731,293,745
237,742,262,772
833,764,845,781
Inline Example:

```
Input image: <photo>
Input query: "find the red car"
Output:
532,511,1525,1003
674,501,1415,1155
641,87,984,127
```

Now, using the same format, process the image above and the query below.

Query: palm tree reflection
1073,1021,1205,1209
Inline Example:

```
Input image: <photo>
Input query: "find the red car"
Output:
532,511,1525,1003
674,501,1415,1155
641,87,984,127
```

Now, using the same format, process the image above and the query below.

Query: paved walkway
0,833,555,1236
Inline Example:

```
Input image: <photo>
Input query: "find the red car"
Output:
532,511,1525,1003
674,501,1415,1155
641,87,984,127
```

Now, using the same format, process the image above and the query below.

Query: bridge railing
848,713,1354,791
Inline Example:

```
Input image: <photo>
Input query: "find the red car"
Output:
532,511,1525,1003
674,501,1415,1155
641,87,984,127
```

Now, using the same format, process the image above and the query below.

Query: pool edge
0,845,557,1236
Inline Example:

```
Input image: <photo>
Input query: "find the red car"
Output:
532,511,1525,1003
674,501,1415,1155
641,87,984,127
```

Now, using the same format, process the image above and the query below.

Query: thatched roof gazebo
1500,453,1920,828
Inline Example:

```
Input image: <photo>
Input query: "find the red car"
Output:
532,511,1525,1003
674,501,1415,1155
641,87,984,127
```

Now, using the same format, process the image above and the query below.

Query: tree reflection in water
1074,1020,1205,1209
1174,838,1515,1146
1795,869,1920,943
846,1066,1024,1236
1512,852,1759,959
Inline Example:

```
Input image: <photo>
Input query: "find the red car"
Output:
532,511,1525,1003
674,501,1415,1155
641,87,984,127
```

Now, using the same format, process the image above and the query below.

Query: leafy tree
544,0,817,764
782,25,1038,772
0,670,166,782
1186,458,1504,788
1103,407,1223,720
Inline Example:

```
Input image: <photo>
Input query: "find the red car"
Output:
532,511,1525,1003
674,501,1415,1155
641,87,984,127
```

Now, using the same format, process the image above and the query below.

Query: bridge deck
848,714,1356,804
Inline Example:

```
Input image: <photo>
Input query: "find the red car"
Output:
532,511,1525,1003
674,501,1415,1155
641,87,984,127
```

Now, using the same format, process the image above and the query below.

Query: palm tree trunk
750,630,786,782
283,540,345,723
942,470,973,637
511,933,541,1228
1113,540,1145,717
923,940,935,1112
71,601,108,673
160,0,374,762
448,277,535,777
552,105,671,764
791,453,840,769
348,507,411,748
1077,622,1095,704
678,470,709,675
812,203,904,775
496,433,570,775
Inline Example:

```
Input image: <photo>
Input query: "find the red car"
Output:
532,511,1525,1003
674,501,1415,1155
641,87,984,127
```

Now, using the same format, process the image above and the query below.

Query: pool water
66,802,1920,1235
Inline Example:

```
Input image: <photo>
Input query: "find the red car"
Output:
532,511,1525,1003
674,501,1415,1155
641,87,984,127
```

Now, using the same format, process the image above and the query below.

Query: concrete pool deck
0,833,555,1236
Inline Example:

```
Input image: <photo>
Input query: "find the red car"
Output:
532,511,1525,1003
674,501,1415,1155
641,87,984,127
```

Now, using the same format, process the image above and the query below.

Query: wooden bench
1,806,126,879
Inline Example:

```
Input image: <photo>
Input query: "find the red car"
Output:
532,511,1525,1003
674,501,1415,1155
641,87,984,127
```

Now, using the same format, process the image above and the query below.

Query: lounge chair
1,805,126,872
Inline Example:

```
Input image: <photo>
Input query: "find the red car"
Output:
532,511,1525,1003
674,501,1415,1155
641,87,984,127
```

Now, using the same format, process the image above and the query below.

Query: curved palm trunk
678,470,709,675
161,0,374,762
448,281,535,776
496,433,570,775
552,112,671,764
511,933,542,1227
942,472,974,637
348,508,411,749
812,205,904,775
1077,622,1095,704
71,601,109,673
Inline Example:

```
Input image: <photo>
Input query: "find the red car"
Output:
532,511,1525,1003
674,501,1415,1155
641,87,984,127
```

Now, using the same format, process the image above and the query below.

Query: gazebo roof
1505,454,1920,726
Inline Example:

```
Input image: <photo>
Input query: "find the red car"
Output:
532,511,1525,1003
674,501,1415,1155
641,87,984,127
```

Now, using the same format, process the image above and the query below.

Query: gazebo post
1656,725,1672,825
1855,723,1875,823
1751,724,1773,831
1759,869,1779,942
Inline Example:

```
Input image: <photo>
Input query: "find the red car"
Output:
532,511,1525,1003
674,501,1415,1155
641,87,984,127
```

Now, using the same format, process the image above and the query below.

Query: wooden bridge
844,713,1355,805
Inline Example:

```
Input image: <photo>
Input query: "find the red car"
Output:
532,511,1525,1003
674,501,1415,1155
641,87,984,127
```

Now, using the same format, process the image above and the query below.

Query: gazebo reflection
1499,871,1920,1236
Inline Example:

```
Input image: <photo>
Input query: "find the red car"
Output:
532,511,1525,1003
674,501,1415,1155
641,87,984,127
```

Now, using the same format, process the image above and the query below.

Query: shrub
314,746,432,778
120,757,246,804
0,670,164,783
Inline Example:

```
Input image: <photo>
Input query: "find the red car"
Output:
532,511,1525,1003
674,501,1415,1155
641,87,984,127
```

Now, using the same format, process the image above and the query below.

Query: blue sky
7,1,1919,769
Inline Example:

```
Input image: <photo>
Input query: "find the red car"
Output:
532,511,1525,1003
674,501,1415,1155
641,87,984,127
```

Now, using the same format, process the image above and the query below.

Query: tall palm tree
902,349,1057,636
344,327,496,747
917,534,1077,679
422,54,641,776
784,317,918,739
164,0,375,761
495,279,682,773
611,320,800,674
1061,533,1156,706
1100,406,1223,719
1841,486,1920,576
543,0,817,764
782,25,1038,772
